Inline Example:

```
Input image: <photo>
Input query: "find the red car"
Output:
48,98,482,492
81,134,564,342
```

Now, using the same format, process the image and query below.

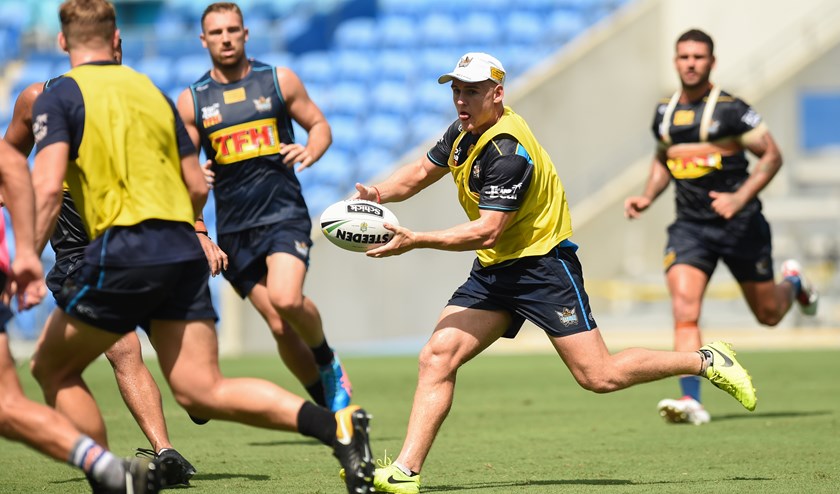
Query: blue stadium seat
133,56,176,89
355,146,396,183
369,80,414,118
417,47,465,81
416,79,454,116
458,12,498,48
172,54,211,88
302,182,344,220
416,13,460,49
504,11,544,45
375,49,418,83
363,114,407,153
328,115,365,153
252,51,294,69
332,17,378,51
13,60,54,88
328,81,371,118
332,49,377,83
293,50,334,85
410,112,451,147
307,149,357,189
546,9,588,45
378,15,418,50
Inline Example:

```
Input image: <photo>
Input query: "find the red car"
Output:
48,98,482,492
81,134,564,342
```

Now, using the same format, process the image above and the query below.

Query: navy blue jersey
651,88,764,222
428,120,533,212
190,60,309,235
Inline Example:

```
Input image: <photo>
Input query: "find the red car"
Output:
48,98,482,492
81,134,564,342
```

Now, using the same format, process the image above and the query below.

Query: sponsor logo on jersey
223,87,246,104
557,307,578,327
201,103,222,127
741,109,762,128
253,96,272,112
33,113,48,143
486,182,522,200
666,153,723,179
208,118,282,165
673,110,695,126
346,203,384,217
195,83,209,92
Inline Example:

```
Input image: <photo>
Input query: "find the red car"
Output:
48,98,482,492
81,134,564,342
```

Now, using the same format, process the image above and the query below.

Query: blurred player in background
624,29,818,425
4,38,198,487
0,137,163,493
349,52,757,494
27,1,373,492
177,2,352,412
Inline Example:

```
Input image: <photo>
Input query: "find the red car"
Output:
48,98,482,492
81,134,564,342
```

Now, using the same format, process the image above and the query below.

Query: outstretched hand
353,183,378,202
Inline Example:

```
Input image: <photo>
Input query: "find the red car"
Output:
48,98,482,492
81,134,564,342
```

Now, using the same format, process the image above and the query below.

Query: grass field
0,348,837,493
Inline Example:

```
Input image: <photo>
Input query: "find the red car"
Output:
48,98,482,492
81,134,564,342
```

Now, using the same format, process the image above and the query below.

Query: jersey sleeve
478,136,533,211
426,120,461,167
162,93,197,158
727,97,764,136
33,78,80,158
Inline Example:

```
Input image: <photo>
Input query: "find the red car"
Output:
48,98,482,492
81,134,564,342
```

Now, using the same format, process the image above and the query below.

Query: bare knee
755,309,783,327
268,292,304,316
417,343,460,381
570,366,622,394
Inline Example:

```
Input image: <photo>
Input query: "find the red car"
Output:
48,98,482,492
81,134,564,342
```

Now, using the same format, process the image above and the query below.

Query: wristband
371,185,381,204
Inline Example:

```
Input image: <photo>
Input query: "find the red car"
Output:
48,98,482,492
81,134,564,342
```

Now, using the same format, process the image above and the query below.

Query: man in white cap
349,52,757,493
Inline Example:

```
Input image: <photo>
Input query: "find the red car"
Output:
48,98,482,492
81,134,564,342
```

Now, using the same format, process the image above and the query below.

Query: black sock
297,401,336,446
306,381,327,407
698,349,714,375
312,340,334,367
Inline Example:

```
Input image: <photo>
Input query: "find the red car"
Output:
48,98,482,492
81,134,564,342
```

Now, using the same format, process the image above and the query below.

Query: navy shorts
46,255,84,296
218,221,312,298
55,259,218,334
0,273,13,333
665,214,773,282
447,243,597,338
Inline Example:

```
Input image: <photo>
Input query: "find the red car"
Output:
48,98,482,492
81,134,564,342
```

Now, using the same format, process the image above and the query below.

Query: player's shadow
711,409,832,422
427,476,774,491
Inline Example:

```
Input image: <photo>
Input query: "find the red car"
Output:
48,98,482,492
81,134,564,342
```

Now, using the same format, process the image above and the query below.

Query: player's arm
31,142,68,255
624,146,671,219
3,82,42,156
354,153,450,204
0,139,45,308
276,67,331,172
708,124,782,220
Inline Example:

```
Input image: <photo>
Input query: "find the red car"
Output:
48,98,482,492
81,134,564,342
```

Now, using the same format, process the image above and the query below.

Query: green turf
0,349,837,493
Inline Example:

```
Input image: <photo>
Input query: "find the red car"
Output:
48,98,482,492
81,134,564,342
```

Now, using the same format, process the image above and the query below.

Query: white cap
438,52,506,85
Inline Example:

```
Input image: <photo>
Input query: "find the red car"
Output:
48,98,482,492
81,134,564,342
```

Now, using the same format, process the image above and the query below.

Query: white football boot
657,397,711,425
781,259,819,316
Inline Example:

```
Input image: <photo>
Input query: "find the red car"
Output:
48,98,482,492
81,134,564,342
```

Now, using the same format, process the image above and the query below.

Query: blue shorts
46,255,84,296
0,273,13,333
55,259,218,334
447,242,597,338
218,221,312,298
665,215,773,282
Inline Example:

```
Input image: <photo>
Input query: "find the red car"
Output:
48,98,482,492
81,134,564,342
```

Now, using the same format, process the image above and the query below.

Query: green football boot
700,341,757,411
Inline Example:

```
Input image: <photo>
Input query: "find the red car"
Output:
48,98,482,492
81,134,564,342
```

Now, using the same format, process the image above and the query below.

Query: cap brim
437,72,489,84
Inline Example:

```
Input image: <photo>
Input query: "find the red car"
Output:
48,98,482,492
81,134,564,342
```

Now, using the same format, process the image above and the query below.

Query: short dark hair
201,2,243,31
676,29,714,56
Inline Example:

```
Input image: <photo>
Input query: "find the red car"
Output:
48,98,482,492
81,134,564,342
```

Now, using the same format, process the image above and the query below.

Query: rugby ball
320,199,400,252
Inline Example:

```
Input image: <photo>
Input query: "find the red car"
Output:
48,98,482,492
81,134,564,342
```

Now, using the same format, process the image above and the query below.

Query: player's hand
352,183,378,202
197,233,228,276
201,159,215,189
708,190,745,220
366,223,414,258
624,196,652,219
10,252,45,309
280,143,314,172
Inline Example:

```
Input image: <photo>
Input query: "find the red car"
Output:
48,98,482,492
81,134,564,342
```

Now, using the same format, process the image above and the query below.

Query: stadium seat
504,11,544,45
332,49,377,83
458,12,499,48
293,50,335,85
375,49,418,83
355,146,396,183
133,56,176,89
12,60,54,88
416,13,460,49
307,149,357,189
301,182,344,220
327,115,365,153
416,79,455,116
378,15,418,50
172,54,212,88
546,9,588,45
251,51,294,69
363,114,408,153
409,112,451,147
370,80,414,118
327,81,371,118
332,17,378,51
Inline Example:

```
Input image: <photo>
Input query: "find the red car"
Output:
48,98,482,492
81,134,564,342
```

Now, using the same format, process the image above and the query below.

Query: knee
572,368,621,394
417,343,459,380
755,310,783,327
29,354,50,388
268,292,304,316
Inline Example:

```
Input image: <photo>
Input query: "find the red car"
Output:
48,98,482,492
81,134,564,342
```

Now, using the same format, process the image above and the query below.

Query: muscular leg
0,333,80,461
665,264,709,403
30,310,121,447
104,331,172,452
549,328,705,393
740,279,795,326
249,283,320,388
396,305,510,474
151,319,307,428
264,253,326,348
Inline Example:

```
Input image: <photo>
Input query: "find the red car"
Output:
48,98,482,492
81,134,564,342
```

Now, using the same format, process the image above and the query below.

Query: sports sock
697,349,713,375
69,436,124,489
312,340,335,367
785,275,802,299
296,401,336,446
680,375,701,402
393,461,418,477
306,381,328,407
